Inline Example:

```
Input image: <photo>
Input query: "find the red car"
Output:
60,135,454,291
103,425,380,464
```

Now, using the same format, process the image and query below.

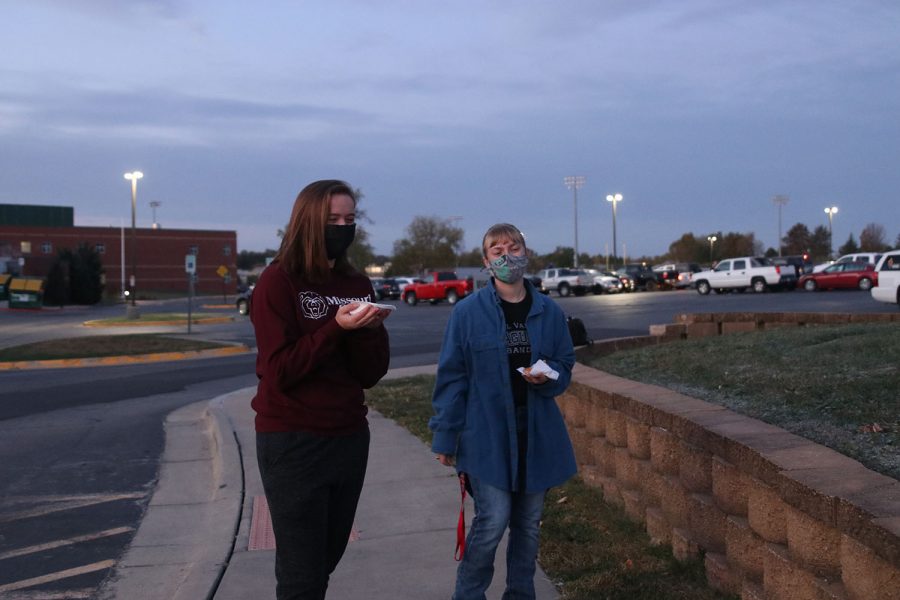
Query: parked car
401,271,471,305
370,277,401,300
693,256,796,294
537,268,592,297
525,273,549,294
812,252,882,273
616,272,636,292
653,263,701,290
616,263,662,291
871,250,900,307
236,286,254,315
584,269,624,294
798,262,878,292
768,254,814,277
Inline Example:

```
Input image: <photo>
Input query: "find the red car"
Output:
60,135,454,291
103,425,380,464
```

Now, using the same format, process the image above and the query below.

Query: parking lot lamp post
124,171,143,309
563,176,585,268
707,235,717,263
606,193,622,268
824,206,838,258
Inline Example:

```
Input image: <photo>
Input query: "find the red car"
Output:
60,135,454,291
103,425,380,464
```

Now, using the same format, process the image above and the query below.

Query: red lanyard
455,473,468,561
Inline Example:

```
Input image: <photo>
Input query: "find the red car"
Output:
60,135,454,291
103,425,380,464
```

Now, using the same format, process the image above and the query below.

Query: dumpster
7,277,45,309
0,273,10,301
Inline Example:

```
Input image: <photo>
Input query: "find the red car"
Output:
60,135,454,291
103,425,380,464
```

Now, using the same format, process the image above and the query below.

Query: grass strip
365,375,736,600
583,322,900,480
0,335,231,362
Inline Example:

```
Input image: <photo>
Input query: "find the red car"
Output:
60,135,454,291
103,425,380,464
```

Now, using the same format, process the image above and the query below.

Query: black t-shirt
500,290,532,491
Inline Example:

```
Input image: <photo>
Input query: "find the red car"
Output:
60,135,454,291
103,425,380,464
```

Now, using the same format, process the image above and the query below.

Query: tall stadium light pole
824,206,838,258
772,194,789,257
563,176,585,267
124,171,143,308
606,193,623,269
707,235,717,262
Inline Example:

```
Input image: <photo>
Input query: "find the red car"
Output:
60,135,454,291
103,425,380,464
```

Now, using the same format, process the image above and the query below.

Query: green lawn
583,322,899,480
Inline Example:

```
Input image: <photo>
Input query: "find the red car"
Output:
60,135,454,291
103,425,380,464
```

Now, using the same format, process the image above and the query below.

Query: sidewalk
103,365,559,600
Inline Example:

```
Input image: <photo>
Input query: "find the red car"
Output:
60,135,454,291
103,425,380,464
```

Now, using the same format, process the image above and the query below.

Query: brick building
0,204,238,296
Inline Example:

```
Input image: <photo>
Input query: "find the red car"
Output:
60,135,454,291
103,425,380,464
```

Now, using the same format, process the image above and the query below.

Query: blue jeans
453,476,546,600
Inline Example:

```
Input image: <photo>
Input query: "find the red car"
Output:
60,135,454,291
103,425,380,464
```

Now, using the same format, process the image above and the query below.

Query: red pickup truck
401,271,472,306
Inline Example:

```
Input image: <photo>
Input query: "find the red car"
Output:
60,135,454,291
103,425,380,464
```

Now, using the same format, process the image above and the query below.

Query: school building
0,204,238,297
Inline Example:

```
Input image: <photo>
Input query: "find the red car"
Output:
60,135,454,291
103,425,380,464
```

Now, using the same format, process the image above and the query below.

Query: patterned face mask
487,253,529,284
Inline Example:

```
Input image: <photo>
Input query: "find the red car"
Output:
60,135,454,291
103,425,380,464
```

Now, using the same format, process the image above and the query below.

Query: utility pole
563,176,585,268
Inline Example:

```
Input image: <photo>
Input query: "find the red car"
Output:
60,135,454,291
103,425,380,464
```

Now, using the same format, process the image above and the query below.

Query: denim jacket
429,279,577,493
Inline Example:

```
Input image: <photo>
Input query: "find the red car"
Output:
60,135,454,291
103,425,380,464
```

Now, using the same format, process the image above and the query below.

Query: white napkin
517,359,559,381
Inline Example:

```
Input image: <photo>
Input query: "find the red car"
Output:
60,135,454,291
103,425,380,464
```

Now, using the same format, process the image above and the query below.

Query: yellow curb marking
0,526,133,560
0,345,250,371
0,560,116,594
82,316,234,327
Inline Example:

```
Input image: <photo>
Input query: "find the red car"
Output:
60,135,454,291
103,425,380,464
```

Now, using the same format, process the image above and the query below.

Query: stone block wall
561,312,900,600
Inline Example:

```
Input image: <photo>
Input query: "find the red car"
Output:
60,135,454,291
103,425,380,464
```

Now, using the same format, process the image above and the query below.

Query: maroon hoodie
250,262,390,435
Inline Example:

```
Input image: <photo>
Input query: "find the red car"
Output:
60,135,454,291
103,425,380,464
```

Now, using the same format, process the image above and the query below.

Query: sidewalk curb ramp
99,394,244,600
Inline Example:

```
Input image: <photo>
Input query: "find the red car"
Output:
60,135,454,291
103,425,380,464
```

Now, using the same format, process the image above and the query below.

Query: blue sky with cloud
2,0,898,258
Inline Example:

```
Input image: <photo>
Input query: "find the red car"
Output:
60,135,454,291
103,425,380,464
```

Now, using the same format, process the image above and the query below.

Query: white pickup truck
538,268,593,297
693,257,797,295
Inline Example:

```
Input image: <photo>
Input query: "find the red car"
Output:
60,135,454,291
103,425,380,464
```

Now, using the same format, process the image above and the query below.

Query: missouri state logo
297,291,329,320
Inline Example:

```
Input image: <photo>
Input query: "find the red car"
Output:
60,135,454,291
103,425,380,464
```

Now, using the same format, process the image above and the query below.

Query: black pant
256,427,370,600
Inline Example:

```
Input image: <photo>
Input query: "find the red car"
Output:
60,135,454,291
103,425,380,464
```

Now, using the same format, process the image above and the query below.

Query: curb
99,394,246,600
0,345,252,371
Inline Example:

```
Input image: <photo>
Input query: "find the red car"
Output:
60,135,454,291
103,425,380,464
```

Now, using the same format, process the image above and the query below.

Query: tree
782,223,812,256
44,244,104,306
236,249,276,270
457,247,485,267
540,246,575,270
808,225,831,262
389,216,464,275
667,233,707,263
859,223,889,252
895,232,900,248
719,232,763,258
838,233,859,256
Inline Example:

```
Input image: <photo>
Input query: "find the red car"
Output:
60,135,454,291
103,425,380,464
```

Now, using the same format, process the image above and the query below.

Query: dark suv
616,263,662,291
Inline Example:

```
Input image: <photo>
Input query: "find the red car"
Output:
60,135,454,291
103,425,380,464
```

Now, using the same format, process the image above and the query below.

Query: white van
870,250,900,307
813,252,882,273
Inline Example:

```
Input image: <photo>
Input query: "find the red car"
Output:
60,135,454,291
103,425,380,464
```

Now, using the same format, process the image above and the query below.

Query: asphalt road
0,288,892,597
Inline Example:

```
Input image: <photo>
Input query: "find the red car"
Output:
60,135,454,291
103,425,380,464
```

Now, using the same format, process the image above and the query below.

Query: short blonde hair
482,223,526,257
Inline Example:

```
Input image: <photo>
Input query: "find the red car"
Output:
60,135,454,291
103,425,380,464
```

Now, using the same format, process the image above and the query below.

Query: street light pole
563,176,585,268
824,206,838,258
123,171,143,311
606,193,623,269
707,235,717,263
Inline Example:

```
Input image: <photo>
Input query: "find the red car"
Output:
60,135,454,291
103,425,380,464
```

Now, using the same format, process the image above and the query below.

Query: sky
2,0,899,260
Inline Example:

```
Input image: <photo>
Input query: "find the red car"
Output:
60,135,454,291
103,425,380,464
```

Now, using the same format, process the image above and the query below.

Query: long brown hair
275,180,357,282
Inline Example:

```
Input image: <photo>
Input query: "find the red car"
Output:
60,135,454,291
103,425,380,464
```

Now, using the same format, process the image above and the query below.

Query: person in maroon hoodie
250,179,391,600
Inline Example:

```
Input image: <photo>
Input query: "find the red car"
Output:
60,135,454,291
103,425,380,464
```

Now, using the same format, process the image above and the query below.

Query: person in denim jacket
430,223,577,600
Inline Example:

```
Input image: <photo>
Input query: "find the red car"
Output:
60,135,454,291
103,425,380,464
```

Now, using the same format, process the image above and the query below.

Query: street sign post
185,255,196,334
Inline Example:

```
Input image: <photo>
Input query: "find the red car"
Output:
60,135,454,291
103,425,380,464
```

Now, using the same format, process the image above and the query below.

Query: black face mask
324,224,356,259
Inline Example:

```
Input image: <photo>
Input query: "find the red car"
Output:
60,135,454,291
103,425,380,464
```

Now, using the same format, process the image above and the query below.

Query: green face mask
488,253,529,284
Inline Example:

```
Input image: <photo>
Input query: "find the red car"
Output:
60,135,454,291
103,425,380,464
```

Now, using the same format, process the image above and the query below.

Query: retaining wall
558,312,899,600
